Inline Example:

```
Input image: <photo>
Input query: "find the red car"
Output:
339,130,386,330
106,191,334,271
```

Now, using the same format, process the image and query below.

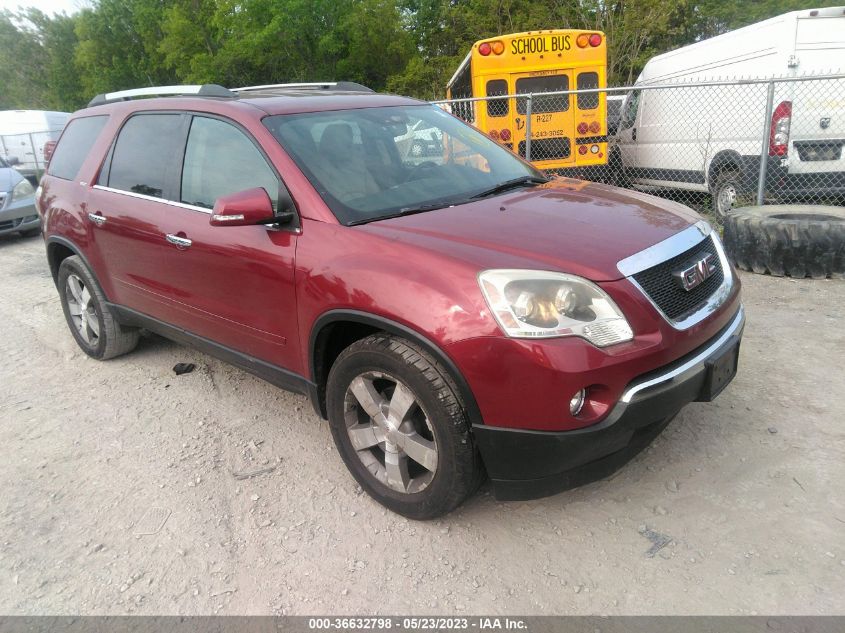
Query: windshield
263,105,543,225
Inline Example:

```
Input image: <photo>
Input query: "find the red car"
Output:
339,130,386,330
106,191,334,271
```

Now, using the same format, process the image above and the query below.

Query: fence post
524,94,533,162
756,81,776,206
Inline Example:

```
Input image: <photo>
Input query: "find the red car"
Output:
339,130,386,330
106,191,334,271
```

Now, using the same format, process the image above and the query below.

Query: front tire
58,255,140,360
326,334,483,519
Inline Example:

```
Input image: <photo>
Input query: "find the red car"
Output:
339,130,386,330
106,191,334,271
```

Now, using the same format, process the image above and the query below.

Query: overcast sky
0,0,88,16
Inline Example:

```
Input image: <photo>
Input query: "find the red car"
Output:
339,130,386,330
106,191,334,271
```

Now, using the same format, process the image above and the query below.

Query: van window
576,72,599,110
516,75,569,114
620,90,640,129
47,116,108,181
486,80,509,117
181,116,279,210
105,114,183,199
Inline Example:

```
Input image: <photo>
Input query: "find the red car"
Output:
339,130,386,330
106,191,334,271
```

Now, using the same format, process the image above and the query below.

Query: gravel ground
0,233,844,616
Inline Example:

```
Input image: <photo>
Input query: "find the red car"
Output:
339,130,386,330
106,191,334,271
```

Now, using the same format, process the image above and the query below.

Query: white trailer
612,7,845,215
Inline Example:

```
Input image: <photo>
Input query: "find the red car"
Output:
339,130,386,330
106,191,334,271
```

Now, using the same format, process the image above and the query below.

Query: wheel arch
46,236,100,290
707,149,754,194
308,310,483,426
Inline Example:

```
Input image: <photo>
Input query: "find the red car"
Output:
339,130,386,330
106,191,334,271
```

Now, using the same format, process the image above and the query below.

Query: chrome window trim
618,220,734,331
92,184,211,214
621,303,744,403
617,220,711,277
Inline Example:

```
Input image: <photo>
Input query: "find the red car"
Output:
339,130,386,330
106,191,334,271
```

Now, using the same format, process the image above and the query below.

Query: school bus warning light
478,41,505,56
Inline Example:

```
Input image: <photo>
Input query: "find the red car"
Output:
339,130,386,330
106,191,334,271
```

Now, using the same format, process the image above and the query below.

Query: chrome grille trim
617,220,711,277
618,221,735,331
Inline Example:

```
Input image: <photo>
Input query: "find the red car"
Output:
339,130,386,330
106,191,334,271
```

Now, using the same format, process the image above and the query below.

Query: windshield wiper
470,176,549,200
347,202,454,226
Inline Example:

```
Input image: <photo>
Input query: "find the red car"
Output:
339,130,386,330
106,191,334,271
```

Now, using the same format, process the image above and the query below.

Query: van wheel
712,169,747,217
326,334,484,519
723,205,845,278
58,256,140,360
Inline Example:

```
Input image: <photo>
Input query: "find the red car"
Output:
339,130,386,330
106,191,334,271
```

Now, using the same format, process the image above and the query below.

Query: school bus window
515,76,569,114
486,80,509,117
577,72,599,110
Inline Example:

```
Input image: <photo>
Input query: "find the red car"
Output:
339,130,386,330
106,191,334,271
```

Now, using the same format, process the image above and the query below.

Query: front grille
0,216,35,231
633,235,724,321
518,138,570,160
0,193,6,210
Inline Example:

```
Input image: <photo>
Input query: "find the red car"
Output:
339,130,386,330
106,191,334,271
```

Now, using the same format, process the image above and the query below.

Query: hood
359,179,701,281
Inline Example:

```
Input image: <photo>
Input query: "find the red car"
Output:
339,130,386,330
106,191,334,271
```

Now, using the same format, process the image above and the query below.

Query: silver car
0,157,39,237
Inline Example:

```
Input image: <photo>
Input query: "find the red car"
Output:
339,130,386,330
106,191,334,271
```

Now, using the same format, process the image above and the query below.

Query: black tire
608,149,629,188
723,205,845,279
326,334,484,519
58,255,140,359
711,168,749,218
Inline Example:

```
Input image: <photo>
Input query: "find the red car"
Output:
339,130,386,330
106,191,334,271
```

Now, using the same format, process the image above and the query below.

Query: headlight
10,178,34,203
478,269,634,346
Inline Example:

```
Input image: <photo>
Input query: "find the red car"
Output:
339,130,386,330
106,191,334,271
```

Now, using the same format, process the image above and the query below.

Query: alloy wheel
65,273,100,347
343,371,438,494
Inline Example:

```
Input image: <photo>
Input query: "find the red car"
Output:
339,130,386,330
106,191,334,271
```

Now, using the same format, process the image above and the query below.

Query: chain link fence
0,129,62,184
434,74,845,223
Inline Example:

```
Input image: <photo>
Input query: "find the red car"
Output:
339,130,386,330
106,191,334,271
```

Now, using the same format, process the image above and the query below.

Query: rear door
786,15,845,179
511,72,575,168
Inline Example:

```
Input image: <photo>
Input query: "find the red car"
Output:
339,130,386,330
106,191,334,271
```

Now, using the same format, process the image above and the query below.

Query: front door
89,111,300,371
614,89,641,180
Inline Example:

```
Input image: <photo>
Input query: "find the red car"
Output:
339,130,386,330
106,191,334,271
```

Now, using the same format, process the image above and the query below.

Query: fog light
569,389,586,416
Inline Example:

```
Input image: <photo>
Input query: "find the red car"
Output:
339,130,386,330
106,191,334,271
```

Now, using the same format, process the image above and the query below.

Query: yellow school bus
446,30,608,172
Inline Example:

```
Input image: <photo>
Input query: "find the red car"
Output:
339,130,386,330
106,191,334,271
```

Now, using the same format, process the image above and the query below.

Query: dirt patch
0,234,843,615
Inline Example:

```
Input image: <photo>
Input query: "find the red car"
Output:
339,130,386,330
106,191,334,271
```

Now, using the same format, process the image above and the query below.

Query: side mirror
210,187,293,227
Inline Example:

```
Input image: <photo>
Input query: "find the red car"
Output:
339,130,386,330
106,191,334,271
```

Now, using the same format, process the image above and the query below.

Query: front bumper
473,304,745,501
0,196,39,235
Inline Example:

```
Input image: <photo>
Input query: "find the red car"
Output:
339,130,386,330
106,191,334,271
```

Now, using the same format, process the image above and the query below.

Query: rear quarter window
47,115,108,181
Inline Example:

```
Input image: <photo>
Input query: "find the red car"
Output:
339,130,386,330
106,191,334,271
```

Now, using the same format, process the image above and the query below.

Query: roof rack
233,81,374,93
88,84,234,107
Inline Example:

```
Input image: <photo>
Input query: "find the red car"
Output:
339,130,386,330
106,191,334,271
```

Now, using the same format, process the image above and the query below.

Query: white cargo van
0,110,70,183
612,7,845,215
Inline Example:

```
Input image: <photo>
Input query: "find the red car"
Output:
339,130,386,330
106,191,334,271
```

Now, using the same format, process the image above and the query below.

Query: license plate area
698,340,740,401
795,140,843,162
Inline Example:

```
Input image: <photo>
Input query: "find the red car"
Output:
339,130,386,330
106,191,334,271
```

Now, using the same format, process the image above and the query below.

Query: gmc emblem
673,253,717,292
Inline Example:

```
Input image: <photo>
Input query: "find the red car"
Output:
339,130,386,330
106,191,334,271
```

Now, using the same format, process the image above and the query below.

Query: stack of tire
723,206,845,279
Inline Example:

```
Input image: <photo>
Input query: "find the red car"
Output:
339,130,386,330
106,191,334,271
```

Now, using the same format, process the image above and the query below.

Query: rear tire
723,205,845,279
712,168,749,217
58,256,140,359
326,334,484,519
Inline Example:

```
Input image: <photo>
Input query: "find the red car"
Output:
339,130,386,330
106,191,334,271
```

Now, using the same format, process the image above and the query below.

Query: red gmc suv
37,82,744,519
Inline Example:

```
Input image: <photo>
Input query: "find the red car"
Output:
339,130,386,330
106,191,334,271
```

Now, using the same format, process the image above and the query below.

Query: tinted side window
516,75,569,114
47,116,108,181
181,117,279,210
577,72,599,110
486,79,509,117
105,114,183,199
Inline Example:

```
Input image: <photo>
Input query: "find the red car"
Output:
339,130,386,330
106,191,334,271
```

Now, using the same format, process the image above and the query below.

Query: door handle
87,212,107,227
165,233,192,249
632,128,637,141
